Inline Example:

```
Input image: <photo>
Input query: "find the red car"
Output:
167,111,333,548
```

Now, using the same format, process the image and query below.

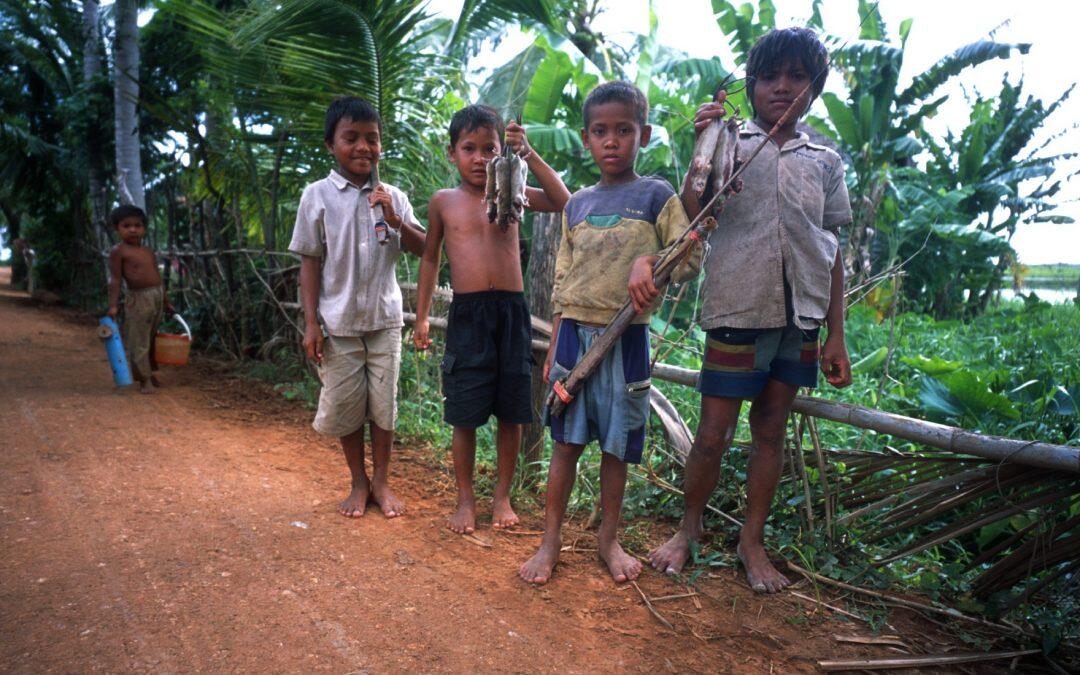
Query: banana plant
919,78,1076,314
804,1,1030,283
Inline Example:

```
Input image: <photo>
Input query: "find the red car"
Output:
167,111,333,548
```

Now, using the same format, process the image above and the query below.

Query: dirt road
0,274,925,672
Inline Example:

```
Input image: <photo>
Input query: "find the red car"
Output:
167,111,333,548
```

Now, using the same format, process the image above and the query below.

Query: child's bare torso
436,187,523,293
115,243,163,290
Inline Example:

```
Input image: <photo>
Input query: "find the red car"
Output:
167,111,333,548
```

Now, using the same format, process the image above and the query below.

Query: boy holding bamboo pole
648,28,853,592
519,82,701,585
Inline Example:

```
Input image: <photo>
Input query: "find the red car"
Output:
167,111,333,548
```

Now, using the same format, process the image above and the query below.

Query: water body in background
999,281,1079,304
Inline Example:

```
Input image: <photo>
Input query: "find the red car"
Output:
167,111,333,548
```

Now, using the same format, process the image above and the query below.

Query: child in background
107,204,174,394
414,105,569,534
519,82,701,585
289,96,426,519
648,27,853,592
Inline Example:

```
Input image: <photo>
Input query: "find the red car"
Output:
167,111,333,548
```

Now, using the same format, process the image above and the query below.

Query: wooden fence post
522,212,560,486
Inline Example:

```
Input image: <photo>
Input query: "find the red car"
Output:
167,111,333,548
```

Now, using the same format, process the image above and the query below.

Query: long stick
547,83,815,418
818,650,1039,672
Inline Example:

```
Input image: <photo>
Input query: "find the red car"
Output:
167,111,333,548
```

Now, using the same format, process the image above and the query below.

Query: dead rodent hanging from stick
484,123,529,232
683,116,741,212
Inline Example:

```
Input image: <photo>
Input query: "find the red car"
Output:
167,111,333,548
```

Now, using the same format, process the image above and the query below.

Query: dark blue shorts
698,321,819,399
441,291,533,428
544,320,651,464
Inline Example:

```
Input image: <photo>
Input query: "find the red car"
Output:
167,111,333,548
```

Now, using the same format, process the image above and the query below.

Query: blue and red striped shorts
698,321,820,399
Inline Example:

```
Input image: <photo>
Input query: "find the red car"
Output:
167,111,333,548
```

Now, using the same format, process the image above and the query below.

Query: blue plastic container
98,316,133,387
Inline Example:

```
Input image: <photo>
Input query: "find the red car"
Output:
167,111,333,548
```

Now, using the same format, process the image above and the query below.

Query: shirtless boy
106,204,174,394
414,104,569,534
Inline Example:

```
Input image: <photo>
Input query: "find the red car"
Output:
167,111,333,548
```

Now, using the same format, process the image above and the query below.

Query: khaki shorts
313,328,401,437
124,285,164,382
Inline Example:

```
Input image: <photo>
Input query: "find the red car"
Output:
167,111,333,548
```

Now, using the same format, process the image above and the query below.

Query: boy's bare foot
491,497,519,529
737,542,790,593
519,539,560,584
447,497,476,534
648,530,695,575
599,538,642,584
139,381,155,395
371,481,404,518
150,375,163,388
337,483,370,518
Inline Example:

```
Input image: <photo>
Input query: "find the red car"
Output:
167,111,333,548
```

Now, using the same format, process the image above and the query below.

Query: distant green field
1024,263,1080,282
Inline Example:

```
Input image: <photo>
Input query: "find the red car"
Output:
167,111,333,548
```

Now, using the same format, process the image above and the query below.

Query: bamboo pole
818,650,1040,672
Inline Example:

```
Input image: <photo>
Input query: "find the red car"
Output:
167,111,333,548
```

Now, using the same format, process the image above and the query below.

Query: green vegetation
1025,263,1080,282
3,0,1077,650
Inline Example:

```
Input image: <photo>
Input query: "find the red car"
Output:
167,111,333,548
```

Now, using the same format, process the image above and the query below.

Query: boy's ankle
350,476,371,489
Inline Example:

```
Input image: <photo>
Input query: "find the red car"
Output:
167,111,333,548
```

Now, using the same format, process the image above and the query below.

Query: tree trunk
82,0,109,242
0,200,26,288
522,212,560,484
112,0,144,208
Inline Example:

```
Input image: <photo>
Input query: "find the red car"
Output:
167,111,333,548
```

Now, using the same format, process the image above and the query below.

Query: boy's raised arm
106,247,122,317
505,122,570,213
413,194,445,351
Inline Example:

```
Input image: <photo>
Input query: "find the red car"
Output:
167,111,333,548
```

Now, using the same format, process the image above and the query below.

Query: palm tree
113,0,145,208
82,0,109,243
0,0,99,291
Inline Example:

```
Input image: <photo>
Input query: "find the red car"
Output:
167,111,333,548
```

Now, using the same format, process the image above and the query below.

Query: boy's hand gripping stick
546,216,717,417
371,163,389,245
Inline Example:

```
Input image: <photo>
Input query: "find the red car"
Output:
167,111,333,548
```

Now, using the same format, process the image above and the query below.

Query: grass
1022,263,1080,283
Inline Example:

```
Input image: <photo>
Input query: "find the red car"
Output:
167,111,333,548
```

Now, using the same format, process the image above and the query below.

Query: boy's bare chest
122,247,155,270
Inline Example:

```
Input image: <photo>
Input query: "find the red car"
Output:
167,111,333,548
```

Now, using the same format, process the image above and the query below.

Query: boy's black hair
582,80,649,128
109,204,147,227
324,96,380,145
449,104,505,147
745,27,829,115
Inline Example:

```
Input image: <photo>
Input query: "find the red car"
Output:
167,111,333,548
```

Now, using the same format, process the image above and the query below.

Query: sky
429,0,1079,265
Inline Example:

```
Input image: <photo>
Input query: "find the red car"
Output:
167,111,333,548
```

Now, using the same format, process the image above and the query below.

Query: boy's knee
748,414,786,449
751,406,786,442
553,442,584,461
691,426,734,459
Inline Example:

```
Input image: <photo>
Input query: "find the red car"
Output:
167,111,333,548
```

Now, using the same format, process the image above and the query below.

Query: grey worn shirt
288,170,420,336
701,120,852,330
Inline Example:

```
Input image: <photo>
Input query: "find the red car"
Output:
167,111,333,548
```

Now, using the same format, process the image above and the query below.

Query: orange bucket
154,314,192,366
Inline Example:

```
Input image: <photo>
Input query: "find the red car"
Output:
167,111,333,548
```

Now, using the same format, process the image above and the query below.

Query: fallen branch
630,581,674,630
831,633,908,648
649,591,700,602
818,650,1039,671
786,562,1032,638
461,534,492,548
787,590,870,625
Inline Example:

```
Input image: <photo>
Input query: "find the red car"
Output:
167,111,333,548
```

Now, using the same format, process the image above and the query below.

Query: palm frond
897,41,1030,107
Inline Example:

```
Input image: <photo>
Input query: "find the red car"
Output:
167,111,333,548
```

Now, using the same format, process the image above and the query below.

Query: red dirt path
0,271,948,672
